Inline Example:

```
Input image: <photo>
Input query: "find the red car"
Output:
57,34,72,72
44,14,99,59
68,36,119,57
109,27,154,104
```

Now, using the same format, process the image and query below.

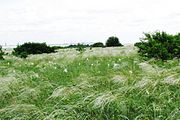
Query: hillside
0,46,179,120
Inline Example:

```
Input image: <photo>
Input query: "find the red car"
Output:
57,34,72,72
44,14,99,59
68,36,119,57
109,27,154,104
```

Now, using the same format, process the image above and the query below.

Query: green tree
92,42,104,47
0,45,4,60
76,43,86,53
135,31,180,60
106,36,123,47
12,42,55,58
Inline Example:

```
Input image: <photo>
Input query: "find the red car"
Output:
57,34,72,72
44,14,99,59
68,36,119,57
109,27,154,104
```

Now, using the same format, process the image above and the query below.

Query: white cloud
0,0,180,45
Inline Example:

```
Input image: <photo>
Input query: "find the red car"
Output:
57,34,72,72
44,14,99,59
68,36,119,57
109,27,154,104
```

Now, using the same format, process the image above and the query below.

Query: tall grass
0,46,179,119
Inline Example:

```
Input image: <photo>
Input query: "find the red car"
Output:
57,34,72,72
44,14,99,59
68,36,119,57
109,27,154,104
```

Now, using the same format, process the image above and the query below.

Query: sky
0,0,180,46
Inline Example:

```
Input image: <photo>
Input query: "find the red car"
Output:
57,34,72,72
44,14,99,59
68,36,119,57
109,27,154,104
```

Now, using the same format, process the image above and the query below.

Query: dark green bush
51,46,64,50
66,44,90,49
92,42,104,47
76,43,86,53
135,31,180,60
106,36,123,47
0,45,4,60
13,42,55,58
19,52,28,58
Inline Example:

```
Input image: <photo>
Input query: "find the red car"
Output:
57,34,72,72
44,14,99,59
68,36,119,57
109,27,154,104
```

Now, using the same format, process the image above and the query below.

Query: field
0,46,179,120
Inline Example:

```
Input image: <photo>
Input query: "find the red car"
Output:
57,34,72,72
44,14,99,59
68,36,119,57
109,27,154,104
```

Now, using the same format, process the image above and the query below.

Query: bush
106,36,123,47
0,45,4,60
52,46,64,50
66,44,90,49
13,42,55,58
135,31,180,60
19,52,28,58
76,43,86,53
92,42,104,47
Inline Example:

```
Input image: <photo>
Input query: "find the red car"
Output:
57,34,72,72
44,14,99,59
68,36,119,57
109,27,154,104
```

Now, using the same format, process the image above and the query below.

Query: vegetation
12,42,55,58
0,32,179,119
51,46,64,50
0,46,179,119
135,31,180,60
92,42,104,47
106,36,123,47
65,44,90,49
0,45,4,60
76,43,86,53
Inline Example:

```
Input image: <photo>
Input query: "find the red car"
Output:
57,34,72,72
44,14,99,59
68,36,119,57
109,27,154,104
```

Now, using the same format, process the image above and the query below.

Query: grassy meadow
0,45,179,120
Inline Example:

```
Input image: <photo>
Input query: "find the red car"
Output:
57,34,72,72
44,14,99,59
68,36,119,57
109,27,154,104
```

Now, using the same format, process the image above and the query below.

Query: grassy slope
0,46,179,120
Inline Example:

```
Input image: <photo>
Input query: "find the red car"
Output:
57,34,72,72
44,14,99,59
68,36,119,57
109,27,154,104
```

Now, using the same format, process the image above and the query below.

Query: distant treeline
52,44,90,49
0,36,123,58
1,31,180,60
52,36,123,49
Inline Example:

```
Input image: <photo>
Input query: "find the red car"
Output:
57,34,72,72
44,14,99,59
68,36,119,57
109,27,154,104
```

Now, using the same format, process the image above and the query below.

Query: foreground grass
0,46,179,120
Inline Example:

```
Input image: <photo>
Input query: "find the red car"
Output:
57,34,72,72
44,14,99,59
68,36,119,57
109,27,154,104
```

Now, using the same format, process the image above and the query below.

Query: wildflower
34,73,39,78
146,90,150,95
63,68,68,73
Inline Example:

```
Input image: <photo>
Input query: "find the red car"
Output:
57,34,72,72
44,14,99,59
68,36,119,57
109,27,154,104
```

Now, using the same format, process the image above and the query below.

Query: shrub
66,44,89,49
76,43,86,53
0,45,4,60
92,42,104,47
135,31,180,60
19,52,28,58
106,36,123,47
52,46,64,50
13,42,55,58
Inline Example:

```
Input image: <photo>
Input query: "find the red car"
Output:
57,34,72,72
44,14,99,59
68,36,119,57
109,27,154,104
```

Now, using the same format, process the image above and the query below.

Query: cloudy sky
0,0,180,46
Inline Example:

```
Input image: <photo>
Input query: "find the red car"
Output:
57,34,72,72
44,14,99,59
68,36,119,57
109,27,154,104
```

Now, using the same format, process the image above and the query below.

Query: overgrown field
0,46,179,120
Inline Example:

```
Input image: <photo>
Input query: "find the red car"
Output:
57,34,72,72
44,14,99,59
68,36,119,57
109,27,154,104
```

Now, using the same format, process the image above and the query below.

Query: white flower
63,68,68,73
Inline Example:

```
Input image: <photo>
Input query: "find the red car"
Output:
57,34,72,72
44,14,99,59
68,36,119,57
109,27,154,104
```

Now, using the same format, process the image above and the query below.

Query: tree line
0,31,180,60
